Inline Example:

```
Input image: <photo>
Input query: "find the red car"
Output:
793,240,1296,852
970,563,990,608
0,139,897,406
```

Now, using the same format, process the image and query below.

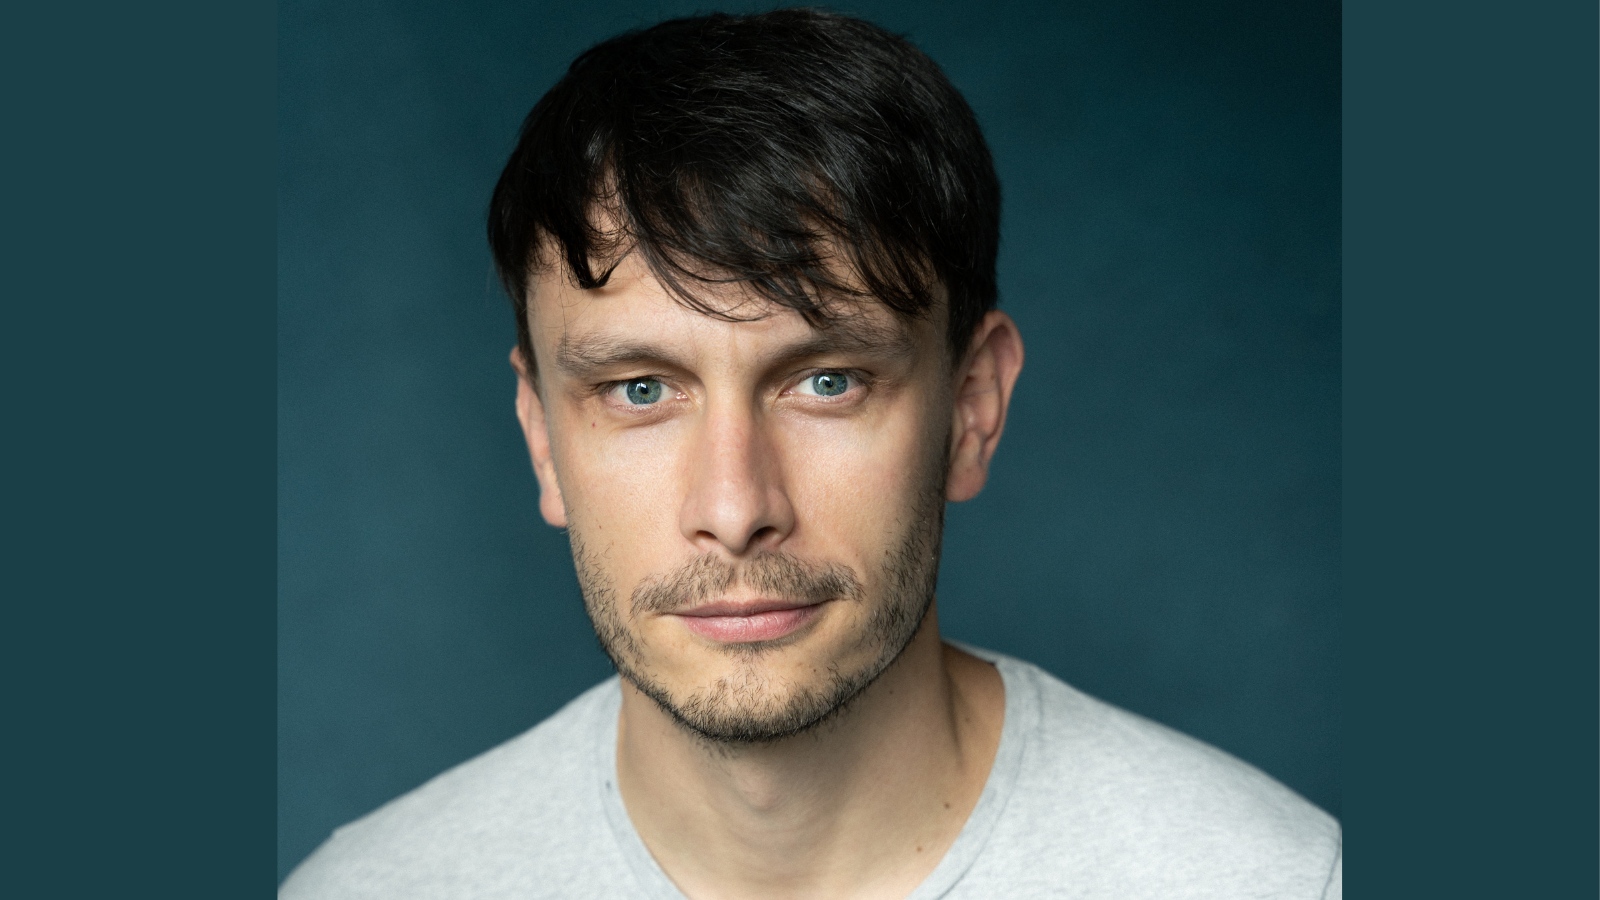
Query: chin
630,661,864,745
623,597,934,746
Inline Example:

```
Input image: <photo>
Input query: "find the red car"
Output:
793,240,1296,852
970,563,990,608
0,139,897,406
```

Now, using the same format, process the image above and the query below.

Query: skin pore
512,250,1024,899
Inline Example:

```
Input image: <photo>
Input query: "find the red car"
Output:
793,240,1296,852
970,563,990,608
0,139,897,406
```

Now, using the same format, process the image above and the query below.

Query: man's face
518,252,958,744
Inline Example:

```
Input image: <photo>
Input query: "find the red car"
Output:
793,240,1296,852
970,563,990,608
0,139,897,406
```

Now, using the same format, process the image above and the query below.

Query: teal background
1342,2,1597,895
279,0,1339,881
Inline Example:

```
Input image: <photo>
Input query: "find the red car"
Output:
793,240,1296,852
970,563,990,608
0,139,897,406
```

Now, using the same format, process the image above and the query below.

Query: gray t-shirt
282,650,1342,898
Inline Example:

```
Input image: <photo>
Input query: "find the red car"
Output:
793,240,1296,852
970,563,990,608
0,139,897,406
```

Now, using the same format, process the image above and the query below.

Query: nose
679,399,795,556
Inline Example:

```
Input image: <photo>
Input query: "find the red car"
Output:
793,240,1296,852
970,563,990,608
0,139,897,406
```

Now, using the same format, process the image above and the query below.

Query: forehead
525,251,937,376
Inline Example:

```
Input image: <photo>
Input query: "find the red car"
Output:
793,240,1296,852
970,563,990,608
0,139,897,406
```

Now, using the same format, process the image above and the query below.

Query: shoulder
279,678,632,900
971,655,1341,899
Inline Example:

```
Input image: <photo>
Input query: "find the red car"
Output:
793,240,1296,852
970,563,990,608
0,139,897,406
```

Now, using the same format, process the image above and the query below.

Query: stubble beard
569,468,947,747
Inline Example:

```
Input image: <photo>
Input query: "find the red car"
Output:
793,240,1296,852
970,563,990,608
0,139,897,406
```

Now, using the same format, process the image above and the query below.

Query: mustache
630,552,863,617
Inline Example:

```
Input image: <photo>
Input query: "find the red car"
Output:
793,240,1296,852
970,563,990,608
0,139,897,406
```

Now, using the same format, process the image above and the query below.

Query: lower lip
675,604,823,643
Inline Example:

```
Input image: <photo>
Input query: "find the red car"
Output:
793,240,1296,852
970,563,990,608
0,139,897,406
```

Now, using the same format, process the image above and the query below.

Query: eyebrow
553,315,919,379
553,336,691,378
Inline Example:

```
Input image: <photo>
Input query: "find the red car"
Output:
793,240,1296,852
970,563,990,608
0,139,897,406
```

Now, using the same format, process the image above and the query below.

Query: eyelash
598,378,678,409
596,369,870,409
791,369,868,399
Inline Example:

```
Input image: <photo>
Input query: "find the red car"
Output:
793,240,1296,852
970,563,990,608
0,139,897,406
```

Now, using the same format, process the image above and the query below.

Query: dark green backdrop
279,0,1339,881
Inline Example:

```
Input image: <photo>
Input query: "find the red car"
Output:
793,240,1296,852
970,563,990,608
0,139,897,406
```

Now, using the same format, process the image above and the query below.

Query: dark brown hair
487,8,1001,365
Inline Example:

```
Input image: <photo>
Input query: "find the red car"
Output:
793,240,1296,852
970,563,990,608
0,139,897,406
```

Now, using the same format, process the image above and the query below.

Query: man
283,9,1340,899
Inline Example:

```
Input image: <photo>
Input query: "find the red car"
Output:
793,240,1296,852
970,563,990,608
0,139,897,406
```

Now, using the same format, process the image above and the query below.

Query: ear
946,311,1025,502
511,347,569,528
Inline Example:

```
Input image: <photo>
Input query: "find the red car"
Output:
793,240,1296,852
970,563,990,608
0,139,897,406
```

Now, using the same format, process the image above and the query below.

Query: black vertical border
1346,1,1598,895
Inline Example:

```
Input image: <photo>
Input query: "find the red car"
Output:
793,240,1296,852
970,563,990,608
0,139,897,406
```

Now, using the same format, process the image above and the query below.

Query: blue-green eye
809,372,850,396
623,378,664,405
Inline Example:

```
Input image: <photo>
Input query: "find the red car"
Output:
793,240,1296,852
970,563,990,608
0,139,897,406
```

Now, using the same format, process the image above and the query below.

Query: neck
614,604,1005,900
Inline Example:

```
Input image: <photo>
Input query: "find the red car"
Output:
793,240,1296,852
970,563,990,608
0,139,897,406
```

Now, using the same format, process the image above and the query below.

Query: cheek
780,402,946,547
551,412,688,568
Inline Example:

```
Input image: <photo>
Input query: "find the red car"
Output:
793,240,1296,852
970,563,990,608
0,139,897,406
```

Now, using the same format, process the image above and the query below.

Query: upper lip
674,598,827,618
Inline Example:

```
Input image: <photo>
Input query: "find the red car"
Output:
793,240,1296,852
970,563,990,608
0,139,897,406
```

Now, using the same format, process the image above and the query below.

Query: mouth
670,598,829,643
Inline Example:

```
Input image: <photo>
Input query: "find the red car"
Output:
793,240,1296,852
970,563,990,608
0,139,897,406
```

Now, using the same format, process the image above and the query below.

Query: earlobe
946,312,1025,502
511,348,569,528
